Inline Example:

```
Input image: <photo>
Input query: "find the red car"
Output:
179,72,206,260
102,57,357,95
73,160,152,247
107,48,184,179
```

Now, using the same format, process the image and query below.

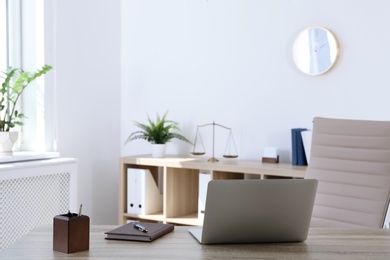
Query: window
0,0,7,71
2,0,22,69
0,0,58,161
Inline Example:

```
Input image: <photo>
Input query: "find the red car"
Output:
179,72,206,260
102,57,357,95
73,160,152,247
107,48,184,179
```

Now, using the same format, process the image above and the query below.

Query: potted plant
124,111,192,157
0,64,53,153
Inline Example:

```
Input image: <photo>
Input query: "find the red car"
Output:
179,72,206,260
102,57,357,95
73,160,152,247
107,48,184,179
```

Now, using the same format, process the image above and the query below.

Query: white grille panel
0,173,69,251
0,158,77,252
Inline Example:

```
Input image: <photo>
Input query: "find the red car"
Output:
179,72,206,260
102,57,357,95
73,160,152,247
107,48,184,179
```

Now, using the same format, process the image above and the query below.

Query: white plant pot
0,131,18,154
152,144,166,158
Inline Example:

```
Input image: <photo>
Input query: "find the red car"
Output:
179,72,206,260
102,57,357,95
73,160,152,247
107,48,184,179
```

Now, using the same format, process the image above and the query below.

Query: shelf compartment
165,167,198,218
244,173,261,179
123,212,165,222
212,170,243,180
166,213,199,226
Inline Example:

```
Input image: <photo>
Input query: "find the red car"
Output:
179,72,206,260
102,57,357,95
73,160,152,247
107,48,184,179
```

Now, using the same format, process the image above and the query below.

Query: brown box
53,213,90,253
262,155,279,164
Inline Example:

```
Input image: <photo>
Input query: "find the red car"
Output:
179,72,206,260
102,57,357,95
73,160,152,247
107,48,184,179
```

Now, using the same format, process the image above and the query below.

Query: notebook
105,222,174,242
189,179,318,244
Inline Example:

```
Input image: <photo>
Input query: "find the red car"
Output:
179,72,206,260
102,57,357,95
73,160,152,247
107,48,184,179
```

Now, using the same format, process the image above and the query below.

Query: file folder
291,128,308,166
301,130,312,164
198,172,211,224
127,168,163,215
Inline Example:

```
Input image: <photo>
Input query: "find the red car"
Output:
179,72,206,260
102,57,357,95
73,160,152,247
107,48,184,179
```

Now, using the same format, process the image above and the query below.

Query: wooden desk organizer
53,213,90,253
262,155,279,164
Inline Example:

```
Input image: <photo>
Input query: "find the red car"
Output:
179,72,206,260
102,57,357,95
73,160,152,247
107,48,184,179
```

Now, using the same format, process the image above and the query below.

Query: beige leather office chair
305,117,390,228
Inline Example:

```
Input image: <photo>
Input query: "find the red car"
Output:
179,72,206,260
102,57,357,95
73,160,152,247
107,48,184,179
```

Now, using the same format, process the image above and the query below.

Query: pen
133,222,148,232
78,204,83,216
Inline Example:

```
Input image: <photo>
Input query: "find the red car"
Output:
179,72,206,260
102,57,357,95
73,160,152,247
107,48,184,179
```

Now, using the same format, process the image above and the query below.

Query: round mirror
292,26,340,75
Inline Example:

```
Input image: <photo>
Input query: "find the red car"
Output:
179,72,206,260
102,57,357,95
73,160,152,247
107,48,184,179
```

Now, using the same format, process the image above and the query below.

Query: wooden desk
1,225,390,259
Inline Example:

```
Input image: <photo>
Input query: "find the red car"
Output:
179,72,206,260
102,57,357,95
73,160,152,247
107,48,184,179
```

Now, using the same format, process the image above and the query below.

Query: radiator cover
0,158,77,251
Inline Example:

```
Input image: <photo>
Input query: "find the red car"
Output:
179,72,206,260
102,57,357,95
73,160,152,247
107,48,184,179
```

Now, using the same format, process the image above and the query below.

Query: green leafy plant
0,64,53,132
125,111,192,145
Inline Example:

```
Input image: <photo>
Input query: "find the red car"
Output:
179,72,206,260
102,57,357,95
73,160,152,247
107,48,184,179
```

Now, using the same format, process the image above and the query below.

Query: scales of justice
191,121,238,162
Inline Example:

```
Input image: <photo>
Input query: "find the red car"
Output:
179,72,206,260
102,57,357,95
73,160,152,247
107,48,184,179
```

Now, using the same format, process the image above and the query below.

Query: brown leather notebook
105,222,174,242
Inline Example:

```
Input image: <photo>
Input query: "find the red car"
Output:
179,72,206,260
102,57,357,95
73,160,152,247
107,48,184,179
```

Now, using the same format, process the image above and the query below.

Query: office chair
305,117,390,228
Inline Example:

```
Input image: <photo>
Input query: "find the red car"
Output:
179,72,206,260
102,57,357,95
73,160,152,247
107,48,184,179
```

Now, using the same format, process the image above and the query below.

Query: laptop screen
189,179,318,244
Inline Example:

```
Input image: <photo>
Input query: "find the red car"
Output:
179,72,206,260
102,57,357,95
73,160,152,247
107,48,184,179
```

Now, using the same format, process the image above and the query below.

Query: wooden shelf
123,212,165,223
166,213,199,226
119,155,306,226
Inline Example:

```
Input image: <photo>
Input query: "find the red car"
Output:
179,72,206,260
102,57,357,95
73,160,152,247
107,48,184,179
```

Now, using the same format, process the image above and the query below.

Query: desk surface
2,225,390,259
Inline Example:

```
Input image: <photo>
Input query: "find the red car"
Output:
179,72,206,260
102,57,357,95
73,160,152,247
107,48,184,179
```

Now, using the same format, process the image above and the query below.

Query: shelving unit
119,155,306,226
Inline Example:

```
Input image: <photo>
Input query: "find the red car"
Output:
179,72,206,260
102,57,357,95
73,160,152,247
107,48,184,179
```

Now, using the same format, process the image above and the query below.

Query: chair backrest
305,117,390,228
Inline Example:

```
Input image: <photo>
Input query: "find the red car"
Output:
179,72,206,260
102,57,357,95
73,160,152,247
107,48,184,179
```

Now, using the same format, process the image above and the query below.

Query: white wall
121,0,390,161
55,0,121,224
52,0,390,224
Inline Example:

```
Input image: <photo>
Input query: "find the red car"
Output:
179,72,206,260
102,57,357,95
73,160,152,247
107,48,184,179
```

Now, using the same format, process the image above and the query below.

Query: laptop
189,179,318,244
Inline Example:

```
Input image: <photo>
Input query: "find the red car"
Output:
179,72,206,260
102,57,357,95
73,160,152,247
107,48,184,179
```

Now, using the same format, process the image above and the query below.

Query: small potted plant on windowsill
124,111,192,157
0,64,53,154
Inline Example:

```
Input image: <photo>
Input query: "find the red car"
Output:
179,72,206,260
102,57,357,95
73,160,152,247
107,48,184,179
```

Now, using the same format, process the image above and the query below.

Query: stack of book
291,128,308,166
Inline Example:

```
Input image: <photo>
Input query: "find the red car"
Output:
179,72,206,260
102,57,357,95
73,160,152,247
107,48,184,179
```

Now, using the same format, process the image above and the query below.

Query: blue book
291,128,307,166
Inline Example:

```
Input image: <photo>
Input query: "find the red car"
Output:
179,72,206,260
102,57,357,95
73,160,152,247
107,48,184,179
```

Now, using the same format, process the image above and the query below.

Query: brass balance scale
191,122,238,162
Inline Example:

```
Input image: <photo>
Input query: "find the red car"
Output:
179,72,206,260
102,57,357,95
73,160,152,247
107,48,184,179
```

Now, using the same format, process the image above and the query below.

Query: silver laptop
189,179,318,244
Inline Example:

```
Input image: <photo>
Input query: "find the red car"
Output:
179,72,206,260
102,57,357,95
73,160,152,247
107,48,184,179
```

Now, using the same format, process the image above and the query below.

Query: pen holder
53,213,90,253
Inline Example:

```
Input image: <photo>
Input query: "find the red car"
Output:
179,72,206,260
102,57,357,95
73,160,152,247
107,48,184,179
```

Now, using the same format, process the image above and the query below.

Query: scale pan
192,152,205,156
223,155,238,159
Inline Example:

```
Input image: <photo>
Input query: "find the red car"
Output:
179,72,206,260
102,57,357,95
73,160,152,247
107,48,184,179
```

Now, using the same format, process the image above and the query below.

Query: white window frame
0,1,9,71
0,0,58,162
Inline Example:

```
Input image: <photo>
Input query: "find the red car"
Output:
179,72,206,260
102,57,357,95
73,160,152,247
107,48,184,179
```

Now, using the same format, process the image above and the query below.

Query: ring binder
127,168,163,215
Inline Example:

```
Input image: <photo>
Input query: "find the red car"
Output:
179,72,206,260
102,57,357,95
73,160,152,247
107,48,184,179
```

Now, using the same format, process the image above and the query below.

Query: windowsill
0,151,60,164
